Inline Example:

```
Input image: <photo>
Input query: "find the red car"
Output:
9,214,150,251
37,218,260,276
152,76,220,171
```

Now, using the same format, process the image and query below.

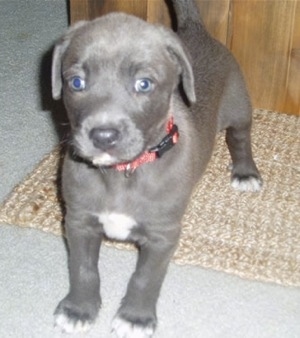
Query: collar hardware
148,123,179,158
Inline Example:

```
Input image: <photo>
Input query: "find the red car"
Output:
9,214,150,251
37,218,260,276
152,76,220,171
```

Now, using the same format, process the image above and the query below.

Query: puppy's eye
69,76,86,91
134,78,153,93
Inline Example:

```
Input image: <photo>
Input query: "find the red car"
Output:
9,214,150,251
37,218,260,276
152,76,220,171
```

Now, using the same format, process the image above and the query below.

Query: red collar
113,117,179,174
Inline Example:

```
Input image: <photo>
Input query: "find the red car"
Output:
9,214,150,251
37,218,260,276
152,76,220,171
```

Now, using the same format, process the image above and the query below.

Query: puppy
51,0,262,336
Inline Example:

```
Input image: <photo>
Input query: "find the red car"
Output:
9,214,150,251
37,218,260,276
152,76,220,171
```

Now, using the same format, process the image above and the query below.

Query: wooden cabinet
69,0,300,116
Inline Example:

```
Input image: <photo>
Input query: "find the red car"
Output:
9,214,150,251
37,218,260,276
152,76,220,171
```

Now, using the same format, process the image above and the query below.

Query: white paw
112,316,154,338
231,176,262,192
54,313,92,334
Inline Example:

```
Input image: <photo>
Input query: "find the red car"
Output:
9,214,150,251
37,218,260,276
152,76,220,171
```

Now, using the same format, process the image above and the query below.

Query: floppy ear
51,21,87,100
51,39,69,100
159,28,196,104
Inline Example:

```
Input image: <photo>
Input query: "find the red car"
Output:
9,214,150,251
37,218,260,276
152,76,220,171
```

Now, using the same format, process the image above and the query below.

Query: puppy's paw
112,315,155,338
54,312,92,334
54,298,100,334
231,174,262,192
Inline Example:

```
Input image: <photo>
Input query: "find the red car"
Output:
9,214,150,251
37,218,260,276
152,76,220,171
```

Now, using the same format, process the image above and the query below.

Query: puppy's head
52,13,195,166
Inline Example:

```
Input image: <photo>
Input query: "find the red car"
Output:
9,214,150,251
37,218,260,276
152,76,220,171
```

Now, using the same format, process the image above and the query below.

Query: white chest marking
98,212,137,241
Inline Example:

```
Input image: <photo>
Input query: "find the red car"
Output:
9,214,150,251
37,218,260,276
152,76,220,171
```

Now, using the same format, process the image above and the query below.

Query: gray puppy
51,0,262,337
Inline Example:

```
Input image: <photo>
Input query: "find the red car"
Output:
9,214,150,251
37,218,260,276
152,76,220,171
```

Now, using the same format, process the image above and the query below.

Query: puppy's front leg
112,226,180,338
54,214,102,333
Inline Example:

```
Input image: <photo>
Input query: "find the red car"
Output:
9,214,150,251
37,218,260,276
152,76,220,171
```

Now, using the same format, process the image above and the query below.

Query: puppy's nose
89,127,120,150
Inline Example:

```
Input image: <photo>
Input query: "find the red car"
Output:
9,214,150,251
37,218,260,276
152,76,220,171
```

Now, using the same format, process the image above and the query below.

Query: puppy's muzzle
89,127,120,151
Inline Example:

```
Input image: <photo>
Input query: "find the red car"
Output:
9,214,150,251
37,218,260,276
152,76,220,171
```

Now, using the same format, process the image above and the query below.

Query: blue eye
134,78,153,93
69,76,86,91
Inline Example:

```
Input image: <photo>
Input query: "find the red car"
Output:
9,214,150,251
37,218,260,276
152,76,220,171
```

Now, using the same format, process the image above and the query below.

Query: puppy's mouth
73,143,146,168
71,145,147,170
72,120,146,167
72,133,146,168
91,153,119,167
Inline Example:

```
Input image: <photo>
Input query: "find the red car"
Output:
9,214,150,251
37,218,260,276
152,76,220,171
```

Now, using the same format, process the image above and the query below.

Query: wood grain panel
147,0,171,26
285,1,300,115
70,0,148,23
96,0,148,19
147,0,230,45
197,0,230,45
70,0,93,23
229,0,299,115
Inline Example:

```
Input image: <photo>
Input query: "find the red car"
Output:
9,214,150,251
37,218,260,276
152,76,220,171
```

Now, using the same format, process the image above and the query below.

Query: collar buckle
149,124,179,158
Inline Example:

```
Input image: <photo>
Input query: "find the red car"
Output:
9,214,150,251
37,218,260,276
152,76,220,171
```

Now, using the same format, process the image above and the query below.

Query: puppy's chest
94,176,151,240
97,212,137,241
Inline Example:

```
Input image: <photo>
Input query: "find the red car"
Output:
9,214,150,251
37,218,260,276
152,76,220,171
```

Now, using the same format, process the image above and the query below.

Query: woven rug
0,109,299,287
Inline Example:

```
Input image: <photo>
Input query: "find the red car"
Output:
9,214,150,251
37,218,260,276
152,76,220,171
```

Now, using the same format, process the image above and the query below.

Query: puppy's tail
170,0,203,29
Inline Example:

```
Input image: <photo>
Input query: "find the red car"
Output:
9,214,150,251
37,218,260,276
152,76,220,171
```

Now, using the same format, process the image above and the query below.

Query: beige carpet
1,109,299,287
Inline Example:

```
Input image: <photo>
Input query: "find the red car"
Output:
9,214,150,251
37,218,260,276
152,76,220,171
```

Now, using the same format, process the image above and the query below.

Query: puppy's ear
51,39,69,100
51,21,87,100
160,28,196,104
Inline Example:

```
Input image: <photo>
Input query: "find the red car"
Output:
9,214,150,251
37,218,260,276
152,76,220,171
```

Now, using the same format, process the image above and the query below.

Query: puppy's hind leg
226,123,262,192
221,70,263,192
